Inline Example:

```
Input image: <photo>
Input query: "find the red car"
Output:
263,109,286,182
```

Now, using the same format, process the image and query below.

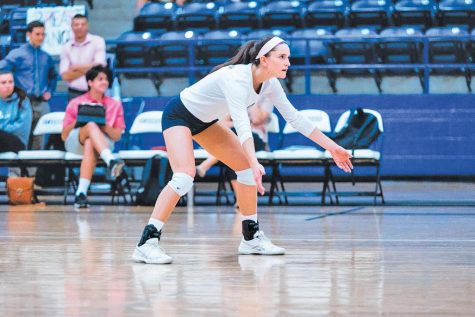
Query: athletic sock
148,218,165,232
100,149,114,166
76,178,91,196
241,213,258,223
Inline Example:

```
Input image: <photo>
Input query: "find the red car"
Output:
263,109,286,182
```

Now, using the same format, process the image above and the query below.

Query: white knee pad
236,168,256,186
168,172,194,196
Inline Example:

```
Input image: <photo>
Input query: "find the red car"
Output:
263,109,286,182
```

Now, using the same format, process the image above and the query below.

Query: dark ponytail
211,35,277,73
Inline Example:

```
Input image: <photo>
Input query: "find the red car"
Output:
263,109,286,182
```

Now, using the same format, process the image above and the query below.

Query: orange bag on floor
6,177,36,205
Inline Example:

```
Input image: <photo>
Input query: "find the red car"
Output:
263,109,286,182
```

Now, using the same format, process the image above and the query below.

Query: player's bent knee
168,172,194,196
236,168,256,186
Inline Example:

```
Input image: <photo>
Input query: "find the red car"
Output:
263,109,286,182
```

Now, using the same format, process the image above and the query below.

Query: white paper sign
26,5,86,56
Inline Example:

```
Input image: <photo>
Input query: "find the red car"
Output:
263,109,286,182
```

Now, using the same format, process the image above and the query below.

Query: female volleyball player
133,36,353,264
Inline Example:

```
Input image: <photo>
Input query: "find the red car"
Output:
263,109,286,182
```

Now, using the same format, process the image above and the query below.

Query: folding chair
17,112,66,196
324,108,385,204
258,112,283,205
0,152,19,169
272,109,333,204
118,110,168,164
116,110,168,203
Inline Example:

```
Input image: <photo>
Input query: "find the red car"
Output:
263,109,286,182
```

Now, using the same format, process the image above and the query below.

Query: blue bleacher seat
436,0,475,29
175,2,219,31
115,31,157,77
329,27,382,92
36,0,72,6
159,30,201,67
2,0,27,5
425,26,471,91
304,0,347,29
289,28,332,65
218,1,260,31
1,6,14,35
246,28,289,40
349,0,393,30
199,29,243,66
378,26,425,87
9,7,28,44
393,0,436,30
134,2,177,32
261,0,304,31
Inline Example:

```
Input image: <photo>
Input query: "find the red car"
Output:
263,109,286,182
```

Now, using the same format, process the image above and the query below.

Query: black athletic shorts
162,96,218,135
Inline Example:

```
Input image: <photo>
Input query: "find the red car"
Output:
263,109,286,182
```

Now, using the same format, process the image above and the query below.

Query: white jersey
180,63,317,144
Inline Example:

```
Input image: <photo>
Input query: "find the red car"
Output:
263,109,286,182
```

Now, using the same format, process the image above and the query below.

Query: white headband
255,36,285,59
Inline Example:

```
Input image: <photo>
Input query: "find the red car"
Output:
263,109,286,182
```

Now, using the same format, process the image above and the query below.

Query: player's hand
251,163,266,195
330,146,353,173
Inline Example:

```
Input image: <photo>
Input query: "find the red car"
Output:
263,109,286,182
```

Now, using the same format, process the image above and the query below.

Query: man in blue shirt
0,20,57,151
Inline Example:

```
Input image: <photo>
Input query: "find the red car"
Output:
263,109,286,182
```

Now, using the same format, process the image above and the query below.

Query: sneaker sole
132,250,173,264
111,161,125,178
238,246,285,256
74,203,89,209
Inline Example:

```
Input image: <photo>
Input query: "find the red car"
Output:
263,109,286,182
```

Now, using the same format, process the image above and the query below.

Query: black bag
75,103,106,128
331,108,381,149
135,154,173,205
35,134,66,187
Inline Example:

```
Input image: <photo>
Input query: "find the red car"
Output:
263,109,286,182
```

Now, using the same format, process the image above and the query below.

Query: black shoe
108,159,125,179
74,193,89,209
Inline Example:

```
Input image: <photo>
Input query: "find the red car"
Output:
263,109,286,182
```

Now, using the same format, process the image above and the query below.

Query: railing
2,35,474,94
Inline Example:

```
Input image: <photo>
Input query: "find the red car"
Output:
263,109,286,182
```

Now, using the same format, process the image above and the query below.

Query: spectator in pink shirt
61,65,126,209
60,14,106,101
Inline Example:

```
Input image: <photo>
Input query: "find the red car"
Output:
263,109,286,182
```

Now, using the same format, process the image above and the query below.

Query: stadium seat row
115,26,475,68
133,0,475,33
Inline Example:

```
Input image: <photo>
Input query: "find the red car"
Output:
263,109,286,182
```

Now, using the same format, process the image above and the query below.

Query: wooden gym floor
0,181,474,316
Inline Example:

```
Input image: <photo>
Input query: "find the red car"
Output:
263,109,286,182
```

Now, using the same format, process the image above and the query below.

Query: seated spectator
0,70,33,155
61,65,126,209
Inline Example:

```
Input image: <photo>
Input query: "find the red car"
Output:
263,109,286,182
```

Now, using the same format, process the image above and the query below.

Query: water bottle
111,77,121,101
